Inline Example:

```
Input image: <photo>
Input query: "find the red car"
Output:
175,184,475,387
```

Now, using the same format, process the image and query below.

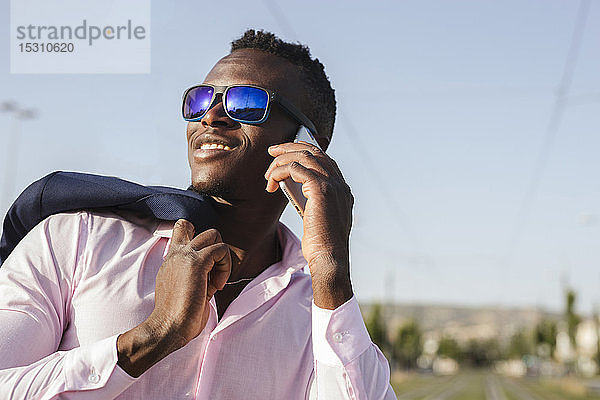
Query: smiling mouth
192,140,238,160
199,143,232,151
191,132,239,159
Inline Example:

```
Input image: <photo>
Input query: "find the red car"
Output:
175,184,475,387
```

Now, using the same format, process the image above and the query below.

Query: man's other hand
117,220,231,377
152,220,231,343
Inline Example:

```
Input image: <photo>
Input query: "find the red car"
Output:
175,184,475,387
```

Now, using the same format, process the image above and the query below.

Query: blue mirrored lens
225,86,268,122
183,86,214,119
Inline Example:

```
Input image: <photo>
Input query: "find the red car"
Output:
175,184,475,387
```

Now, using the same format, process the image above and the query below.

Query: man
0,30,396,399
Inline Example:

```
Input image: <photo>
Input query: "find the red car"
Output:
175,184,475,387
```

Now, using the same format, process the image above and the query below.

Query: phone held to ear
279,126,323,218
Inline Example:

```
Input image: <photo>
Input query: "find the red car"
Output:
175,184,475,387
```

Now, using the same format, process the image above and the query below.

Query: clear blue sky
1,0,599,314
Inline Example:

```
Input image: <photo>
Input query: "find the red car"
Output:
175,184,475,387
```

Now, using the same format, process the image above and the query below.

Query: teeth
200,143,232,151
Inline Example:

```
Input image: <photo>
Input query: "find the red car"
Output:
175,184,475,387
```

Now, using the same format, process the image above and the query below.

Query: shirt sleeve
0,212,136,399
310,296,397,400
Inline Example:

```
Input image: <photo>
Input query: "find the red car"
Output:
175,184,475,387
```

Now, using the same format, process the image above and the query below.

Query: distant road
393,371,598,400
485,375,507,400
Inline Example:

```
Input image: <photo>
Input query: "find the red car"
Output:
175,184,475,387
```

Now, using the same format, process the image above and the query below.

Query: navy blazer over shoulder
0,171,216,265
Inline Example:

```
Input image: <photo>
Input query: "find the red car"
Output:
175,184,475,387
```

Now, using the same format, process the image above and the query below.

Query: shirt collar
153,220,176,238
153,220,306,275
153,220,307,331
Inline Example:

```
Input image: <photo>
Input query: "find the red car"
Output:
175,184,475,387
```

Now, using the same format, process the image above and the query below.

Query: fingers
265,142,351,205
201,243,232,295
170,219,195,247
268,142,323,157
267,142,343,181
184,228,231,291
264,150,329,179
188,228,222,251
265,162,323,194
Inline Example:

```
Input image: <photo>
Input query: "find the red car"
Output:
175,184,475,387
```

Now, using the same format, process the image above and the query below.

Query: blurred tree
463,338,501,368
594,312,600,373
508,329,534,358
437,335,463,362
534,319,557,358
565,290,581,346
365,304,389,357
393,320,423,369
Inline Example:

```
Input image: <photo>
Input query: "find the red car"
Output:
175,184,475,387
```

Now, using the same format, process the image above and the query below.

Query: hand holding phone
279,126,323,217
266,127,355,309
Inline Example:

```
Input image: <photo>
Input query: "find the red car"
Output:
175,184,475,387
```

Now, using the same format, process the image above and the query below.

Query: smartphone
279,126,323,217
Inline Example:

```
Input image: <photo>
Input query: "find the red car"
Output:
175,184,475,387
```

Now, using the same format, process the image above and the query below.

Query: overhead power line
506,0,592,260
263,0,299,39
338,113,424,251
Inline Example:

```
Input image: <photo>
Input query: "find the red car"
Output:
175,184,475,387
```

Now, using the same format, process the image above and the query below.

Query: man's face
187,49,305,202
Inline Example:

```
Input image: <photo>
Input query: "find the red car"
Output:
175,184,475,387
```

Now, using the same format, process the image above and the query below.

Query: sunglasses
182,84,328,145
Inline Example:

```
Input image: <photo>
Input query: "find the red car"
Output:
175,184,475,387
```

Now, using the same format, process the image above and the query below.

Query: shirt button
88,372,100,384
333,332,344,343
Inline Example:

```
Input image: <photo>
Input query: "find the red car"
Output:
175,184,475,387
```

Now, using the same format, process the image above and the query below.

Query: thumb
171,219,194,246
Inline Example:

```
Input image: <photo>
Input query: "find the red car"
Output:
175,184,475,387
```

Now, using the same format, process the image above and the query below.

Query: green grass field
391,371,600,400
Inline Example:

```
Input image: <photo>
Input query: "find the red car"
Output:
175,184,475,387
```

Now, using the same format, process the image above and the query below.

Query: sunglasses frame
182,84,329,146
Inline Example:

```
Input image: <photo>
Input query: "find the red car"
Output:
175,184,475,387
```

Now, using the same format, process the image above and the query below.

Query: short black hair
231,29,336,145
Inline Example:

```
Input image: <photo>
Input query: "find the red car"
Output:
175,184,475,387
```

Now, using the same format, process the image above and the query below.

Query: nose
201,94,236,129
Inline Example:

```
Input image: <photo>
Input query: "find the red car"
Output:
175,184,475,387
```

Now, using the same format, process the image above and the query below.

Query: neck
209,195,286,282
207,195,286,319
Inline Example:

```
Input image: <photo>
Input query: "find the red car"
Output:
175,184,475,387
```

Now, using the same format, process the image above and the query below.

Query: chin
189,177,235,199
188,157,271,201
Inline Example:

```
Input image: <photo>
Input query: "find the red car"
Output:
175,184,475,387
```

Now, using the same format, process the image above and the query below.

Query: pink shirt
0,211,395,399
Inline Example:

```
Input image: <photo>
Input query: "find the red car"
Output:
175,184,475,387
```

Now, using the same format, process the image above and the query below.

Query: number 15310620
18,42,74,53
